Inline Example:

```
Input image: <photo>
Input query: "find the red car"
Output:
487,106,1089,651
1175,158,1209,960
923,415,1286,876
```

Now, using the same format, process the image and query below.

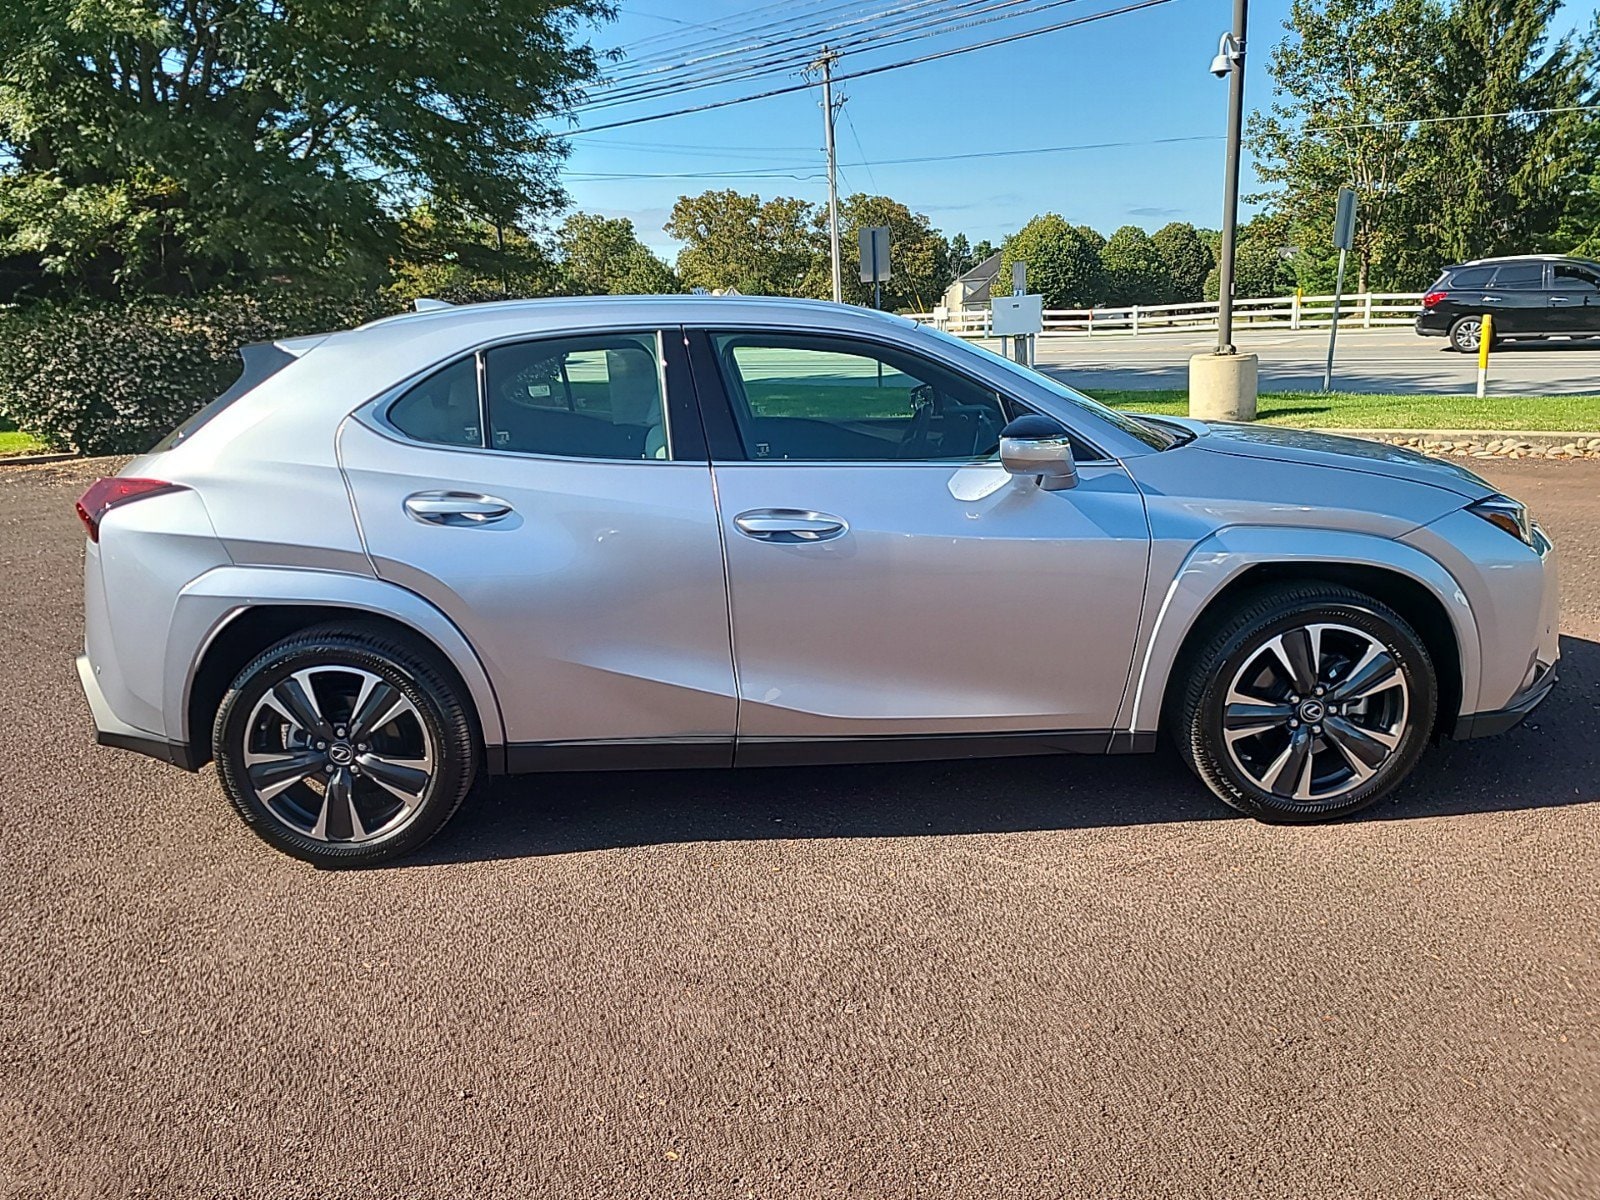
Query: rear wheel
213,626,477,866
1449,316,1487,353
1176,584,1437,822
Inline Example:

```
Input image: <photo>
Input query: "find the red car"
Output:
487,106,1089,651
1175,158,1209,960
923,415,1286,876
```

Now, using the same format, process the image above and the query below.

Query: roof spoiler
413,298,455,312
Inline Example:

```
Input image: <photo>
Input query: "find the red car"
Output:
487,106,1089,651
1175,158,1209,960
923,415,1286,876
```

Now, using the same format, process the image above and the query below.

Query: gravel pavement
2,456,1597,1199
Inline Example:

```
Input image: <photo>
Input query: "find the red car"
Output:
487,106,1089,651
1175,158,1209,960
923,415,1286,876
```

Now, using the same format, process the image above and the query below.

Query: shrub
0,291,393,455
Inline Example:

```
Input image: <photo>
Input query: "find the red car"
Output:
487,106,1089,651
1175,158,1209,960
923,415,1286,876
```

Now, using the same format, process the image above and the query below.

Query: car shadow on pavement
408,635,1598,865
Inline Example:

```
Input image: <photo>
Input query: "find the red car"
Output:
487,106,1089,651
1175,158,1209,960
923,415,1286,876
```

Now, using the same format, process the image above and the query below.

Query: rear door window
1488,263,1546,290
484,333,669,460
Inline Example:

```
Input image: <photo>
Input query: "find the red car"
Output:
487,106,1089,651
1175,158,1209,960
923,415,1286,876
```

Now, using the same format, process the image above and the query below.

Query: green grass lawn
1094,389,1600,432
0,428,47,457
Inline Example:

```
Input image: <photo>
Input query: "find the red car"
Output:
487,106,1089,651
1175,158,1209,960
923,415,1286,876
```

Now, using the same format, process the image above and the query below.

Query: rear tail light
75,477,185,542
1422,290,1448,309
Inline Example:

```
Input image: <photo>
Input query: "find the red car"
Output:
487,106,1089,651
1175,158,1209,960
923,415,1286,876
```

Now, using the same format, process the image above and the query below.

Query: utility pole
813,46,843,303
1215,0,1248,354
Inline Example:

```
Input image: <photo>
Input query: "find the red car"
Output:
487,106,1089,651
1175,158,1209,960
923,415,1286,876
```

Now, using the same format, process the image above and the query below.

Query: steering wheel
896,383,938,458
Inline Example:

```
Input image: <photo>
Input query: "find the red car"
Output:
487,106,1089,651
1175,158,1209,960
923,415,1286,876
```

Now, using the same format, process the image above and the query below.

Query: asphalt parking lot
3,456,1597,1199
1017,328,1600,397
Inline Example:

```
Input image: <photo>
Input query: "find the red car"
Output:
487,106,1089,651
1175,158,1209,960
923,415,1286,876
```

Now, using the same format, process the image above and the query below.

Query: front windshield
921,326,1182,451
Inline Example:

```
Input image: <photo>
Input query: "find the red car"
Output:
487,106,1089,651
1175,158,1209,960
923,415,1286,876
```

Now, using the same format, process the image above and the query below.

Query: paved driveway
1015,328,1600,397
3,457,1597,1198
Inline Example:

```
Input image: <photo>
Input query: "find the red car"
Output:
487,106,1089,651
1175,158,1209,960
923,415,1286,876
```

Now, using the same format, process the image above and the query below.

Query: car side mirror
999,414,1078,491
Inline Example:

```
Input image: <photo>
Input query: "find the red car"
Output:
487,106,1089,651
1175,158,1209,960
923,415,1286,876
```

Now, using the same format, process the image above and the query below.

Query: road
3,457,1598,1199
1009,328,1600,396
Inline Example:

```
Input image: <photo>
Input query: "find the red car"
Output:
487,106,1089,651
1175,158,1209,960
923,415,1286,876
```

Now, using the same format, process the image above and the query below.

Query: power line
563,0,1176,137
585,0,1086,113
841,103,880,193
603,0,867,65
562,103,1600,181
604,0,941,77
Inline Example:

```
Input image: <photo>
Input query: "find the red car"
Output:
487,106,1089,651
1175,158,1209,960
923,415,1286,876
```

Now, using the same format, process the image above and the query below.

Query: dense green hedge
0,291,395,455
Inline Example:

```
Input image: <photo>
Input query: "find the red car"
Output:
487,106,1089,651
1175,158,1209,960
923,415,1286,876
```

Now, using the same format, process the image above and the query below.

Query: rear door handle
1549,295,1576,305
404,491,514,526
733,509,848,543
1479,294,1502,303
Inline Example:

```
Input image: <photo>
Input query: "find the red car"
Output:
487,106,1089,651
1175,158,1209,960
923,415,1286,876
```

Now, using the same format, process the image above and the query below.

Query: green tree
838,194,950,312
1100,225,1170,306
666,190,827,296
1249,0,1447,292
556,212,678,295
971,239,996,262
1150,222,1215,302
386,205,562,305
948,233,973,276
997,214,1104,308
1204,217,1301,301
1417,0,1598,266
0,0,610,299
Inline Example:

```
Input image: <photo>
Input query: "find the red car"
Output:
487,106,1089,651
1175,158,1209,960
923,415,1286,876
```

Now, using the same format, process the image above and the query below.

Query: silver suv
77,297,1559,865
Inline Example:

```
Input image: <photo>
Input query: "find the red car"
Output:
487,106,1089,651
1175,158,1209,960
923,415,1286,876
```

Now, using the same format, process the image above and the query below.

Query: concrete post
1189,352,1259,421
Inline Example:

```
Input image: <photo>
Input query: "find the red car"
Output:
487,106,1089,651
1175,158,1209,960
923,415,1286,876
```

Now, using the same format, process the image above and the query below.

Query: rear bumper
1451,662,1557,740
1414,315,1449,337
77,653,200,771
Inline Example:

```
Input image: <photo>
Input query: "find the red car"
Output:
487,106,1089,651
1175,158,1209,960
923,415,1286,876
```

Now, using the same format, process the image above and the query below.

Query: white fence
918,292,1426,338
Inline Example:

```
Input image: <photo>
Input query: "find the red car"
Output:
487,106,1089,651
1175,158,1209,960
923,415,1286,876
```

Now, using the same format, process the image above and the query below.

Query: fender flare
168,565,506,750
1117,526,1481,734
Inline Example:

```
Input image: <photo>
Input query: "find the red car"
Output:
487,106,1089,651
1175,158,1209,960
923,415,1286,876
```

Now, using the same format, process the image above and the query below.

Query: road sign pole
1322,186,1357,392
1323,246,1347,392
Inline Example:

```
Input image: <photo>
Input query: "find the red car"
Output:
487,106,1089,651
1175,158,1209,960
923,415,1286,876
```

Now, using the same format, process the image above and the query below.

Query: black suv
1416,254,1600,351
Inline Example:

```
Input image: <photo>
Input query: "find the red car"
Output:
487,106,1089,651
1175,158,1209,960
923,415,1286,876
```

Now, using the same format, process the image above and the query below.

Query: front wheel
1175,585,1437,822
213,625,478,866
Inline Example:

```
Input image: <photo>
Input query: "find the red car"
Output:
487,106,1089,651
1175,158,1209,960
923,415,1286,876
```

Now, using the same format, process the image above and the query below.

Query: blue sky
558,0,1299,256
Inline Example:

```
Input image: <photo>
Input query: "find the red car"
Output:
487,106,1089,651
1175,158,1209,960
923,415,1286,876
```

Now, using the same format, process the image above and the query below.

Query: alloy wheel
1221,622,1410,805
1452,318,1482,352
241,666,435,844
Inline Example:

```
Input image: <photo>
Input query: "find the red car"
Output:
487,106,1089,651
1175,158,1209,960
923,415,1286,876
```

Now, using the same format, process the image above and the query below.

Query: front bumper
1451,662,1557,740
77,653,200,771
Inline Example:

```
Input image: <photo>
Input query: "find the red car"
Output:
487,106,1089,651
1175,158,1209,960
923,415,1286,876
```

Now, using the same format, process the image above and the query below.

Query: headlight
1466,494,1535,547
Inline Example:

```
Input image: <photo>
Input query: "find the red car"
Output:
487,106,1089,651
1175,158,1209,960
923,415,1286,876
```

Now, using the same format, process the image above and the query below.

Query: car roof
1448,254,1600,270
354,294,918,341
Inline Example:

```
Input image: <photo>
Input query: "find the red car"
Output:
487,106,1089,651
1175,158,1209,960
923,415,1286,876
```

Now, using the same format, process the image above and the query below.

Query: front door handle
733,509,848,543
404,491,514,526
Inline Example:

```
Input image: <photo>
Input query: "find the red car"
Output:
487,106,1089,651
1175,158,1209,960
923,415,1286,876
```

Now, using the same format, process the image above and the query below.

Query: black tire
213,624,478,866
1174,584,1437,822
1449,316,1484,353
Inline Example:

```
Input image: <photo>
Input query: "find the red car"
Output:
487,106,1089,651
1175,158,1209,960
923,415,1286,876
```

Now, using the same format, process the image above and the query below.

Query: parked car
1416,253,1600,351
77,297,1560,865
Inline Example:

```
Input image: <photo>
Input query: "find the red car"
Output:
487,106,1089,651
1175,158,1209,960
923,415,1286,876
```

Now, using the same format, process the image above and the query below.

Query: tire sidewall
214,634,474,866
1194,599,1437,821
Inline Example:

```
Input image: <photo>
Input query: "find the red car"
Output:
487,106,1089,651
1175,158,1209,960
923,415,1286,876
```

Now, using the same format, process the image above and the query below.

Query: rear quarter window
1445,267,1493,289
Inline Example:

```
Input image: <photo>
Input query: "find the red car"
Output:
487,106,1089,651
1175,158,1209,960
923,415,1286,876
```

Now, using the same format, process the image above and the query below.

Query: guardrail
917,292,1426,337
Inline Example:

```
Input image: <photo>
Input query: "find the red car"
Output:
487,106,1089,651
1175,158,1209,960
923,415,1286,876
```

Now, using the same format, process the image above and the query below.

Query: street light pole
1215,0,1248,354
813,47,843,304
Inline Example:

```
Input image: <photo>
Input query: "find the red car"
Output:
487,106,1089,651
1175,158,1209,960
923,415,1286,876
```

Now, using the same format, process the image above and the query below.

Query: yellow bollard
1476,313,1493,399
